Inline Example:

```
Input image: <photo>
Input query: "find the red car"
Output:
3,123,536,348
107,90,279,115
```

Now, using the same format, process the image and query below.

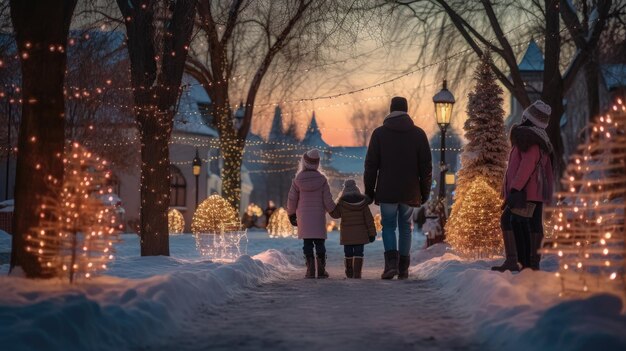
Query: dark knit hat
521,100,551,129
390,96,408,113
342,179,361,195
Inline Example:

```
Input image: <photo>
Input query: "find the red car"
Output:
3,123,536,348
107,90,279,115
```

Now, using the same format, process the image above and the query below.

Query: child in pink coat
287,149,336,279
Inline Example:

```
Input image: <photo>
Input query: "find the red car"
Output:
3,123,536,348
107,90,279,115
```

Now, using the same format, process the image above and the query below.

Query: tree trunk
9,0,77,277
585,52,601,122
220,135,244,212
117,0,196,256
544,92,566,176
137,110,171,256
542,0,566,182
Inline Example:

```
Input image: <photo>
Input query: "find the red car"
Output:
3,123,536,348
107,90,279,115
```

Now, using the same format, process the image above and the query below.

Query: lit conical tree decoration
446,51,508,257
267,207,297,238
26,142,121,283
544,98,626,297
168,208,185,235
191,194,239,234
445,177,503,258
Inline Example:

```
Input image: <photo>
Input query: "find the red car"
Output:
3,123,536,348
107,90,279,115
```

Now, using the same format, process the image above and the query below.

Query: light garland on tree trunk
544,98,626,297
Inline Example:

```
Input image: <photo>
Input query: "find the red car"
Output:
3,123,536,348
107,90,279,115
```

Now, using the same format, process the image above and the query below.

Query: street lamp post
432,79,455,202
192,149,202,209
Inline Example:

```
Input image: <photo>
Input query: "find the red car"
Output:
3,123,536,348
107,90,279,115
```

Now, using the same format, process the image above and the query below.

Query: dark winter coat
364,112,433,207
503,125,554,204
330,193,377,245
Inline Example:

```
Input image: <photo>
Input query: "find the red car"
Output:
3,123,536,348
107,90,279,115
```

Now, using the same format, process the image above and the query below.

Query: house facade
506,41,626,158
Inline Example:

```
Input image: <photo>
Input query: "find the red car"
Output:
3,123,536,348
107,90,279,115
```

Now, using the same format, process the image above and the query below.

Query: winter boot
515,225,531,269
305,255,316,279
529,231,544,271
381,250,399,280
353,257,363,279
491,230,521,272
316,255,329,279
344,257,354,278
398,255,410,280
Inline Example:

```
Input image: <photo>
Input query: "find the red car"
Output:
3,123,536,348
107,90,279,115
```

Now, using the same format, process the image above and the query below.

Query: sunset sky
248,32,514,147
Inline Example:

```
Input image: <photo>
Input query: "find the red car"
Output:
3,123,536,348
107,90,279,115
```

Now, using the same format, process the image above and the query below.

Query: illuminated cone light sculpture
445,177,503,258
168,208,185,235
544,98,626,297
267,207,297,238
191,194,247,260
27,142,121,283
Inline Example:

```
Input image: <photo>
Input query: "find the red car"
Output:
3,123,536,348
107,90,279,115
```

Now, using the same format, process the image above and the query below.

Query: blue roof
601,64,626,90
173,74,217,138
518,40,545,72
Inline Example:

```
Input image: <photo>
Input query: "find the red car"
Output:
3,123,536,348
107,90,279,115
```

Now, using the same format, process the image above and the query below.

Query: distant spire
518,40,544,72
268,105,284,141
303,111,328,148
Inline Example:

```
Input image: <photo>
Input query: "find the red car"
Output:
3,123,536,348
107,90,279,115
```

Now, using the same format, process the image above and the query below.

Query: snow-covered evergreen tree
456,51,508,195
445,51,508,257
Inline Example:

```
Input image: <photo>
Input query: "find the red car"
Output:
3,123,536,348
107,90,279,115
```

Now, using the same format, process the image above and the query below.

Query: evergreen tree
445,51,508,257
456,51,508,195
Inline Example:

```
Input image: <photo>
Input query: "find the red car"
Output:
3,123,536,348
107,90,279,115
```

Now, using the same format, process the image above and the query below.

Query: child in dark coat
330,180,377,279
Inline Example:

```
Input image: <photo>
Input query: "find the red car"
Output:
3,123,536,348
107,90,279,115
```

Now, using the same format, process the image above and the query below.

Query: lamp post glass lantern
192,149,202,209
432,80,455,201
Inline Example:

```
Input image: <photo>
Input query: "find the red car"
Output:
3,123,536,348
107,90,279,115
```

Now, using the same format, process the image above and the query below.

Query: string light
26,142,121,283
544,97,626,298
168,208,185,235
267,208,297,238
373,213,382,232
191,194,239,234
445,177,504,258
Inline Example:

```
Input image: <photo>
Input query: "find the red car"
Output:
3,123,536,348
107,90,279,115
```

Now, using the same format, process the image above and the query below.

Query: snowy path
142,235,487,351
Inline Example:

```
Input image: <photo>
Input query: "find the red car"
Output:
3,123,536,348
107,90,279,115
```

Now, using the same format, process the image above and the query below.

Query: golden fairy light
26,142,121,283
191,194,239,234
246,203,263,217
267,207,297,238
445,177,503,258
168,208,185,235
374,213,382,232
544,97,626,298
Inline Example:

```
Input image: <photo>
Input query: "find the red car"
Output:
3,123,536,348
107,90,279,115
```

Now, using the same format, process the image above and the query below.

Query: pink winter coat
287,170,336,239
503,126,554,204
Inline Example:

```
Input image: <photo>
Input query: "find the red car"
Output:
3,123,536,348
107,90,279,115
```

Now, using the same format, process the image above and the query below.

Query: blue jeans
380,203,413,256
344,244,364,257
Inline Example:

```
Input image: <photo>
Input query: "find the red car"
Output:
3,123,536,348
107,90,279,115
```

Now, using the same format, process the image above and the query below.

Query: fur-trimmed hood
510,125,554,154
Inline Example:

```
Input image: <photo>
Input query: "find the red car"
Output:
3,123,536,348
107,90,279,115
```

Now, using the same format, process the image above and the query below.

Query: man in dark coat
364,96,432,280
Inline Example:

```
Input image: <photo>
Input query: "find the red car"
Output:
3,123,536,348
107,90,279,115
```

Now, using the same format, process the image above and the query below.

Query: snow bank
0,230,10,252
0,240,294,351
411,245,626,351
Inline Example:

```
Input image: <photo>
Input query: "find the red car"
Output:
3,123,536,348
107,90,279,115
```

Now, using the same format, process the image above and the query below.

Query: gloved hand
365,194,374,205
288,213,297,227
506,188,525,209
369,236,376,243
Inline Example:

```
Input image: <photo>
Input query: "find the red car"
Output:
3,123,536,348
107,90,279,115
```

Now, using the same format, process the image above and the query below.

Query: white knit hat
302,149,320,170
521,100,551,129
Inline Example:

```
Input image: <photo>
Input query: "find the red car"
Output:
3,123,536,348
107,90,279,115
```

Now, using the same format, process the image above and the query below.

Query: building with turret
506,41,626,157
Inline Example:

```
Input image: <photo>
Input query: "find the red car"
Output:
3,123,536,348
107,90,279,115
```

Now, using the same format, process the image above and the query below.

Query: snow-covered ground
0,230,624,351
